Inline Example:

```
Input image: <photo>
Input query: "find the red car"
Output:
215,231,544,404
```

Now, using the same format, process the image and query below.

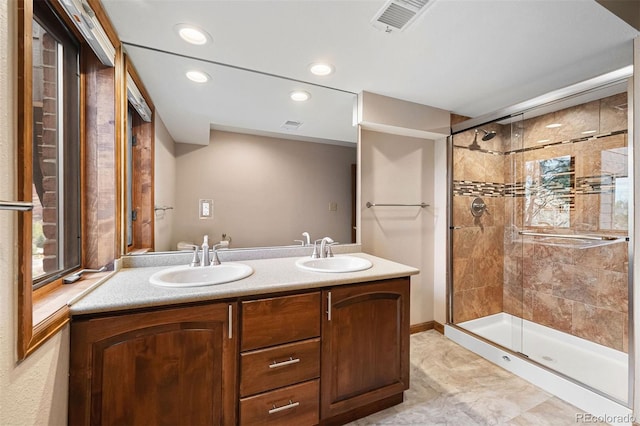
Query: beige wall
172,130,356,249
358,93,449,326
154,114,176,252
0,2,69,424
360,129,436,325
358,91,450,139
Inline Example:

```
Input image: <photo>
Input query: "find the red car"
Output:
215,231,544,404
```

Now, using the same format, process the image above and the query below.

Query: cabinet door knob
268,400,300,414
268,357,300,369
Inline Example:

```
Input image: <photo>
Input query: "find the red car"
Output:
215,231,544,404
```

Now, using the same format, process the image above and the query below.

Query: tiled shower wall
452,93,630,352
452,123,506,323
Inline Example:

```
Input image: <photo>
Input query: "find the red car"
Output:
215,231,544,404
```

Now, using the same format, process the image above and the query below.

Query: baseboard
410,321,434,334
433,321,444,334
410,321,445,334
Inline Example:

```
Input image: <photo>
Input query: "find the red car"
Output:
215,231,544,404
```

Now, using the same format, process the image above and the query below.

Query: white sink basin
295,255,373,273
150,263,253,287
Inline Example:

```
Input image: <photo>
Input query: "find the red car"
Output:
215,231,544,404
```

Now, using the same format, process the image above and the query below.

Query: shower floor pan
447,314,632,425
458,312,627,403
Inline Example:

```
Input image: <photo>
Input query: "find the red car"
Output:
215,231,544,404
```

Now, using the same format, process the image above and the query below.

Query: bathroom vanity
67,252,418,425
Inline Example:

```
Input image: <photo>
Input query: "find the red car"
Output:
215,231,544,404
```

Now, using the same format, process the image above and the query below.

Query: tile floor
348,330,608,425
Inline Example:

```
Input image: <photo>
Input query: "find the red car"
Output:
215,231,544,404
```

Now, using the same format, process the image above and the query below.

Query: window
31,0,81,287
524,155,574,228
599,147,629,230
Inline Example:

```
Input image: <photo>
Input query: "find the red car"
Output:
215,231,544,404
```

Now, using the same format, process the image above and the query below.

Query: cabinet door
320,278,410,421
69,302,237,426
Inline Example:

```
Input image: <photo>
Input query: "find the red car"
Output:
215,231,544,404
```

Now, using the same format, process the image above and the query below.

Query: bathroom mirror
121,44,358,251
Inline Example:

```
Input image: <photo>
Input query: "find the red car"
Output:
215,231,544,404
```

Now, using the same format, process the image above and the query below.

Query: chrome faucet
190,236,222,267
295,232,312,246
201,235,210,267
319,237,334,258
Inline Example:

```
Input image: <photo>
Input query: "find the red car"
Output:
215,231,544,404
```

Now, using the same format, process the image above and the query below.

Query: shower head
468,128,496,150
480,129,496,141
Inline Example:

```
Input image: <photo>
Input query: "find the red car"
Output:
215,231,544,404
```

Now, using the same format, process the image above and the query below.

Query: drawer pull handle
269,357,300,369
268,400,300,414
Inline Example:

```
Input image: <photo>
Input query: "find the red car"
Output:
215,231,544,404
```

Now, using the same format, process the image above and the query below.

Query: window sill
25,271,114,357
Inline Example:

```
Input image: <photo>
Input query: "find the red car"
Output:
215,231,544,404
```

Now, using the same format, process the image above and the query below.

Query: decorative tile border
455,176,628,198
453,181,505,197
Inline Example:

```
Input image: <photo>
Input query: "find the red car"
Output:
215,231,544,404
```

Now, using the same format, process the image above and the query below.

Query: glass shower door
516,89,631,405
450,117,524,355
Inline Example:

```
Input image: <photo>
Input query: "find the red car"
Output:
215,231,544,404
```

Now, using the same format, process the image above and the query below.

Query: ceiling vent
281,120,303,131
371,0,432,33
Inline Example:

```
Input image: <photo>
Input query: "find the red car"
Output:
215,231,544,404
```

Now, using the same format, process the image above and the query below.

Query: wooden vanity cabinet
321,278,410,424
68,276,410,426
68,302,237,426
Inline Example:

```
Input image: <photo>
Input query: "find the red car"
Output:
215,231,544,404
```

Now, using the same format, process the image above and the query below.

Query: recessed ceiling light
545,123,562,128
186,70,210,83
290,90,311,102
175,24,211,45
581,130,597,135
309,63,334,76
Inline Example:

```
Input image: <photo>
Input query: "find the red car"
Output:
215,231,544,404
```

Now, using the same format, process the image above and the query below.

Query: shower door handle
518,231,622,241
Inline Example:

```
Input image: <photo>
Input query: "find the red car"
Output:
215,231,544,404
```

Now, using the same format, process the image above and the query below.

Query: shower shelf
517,231,627,249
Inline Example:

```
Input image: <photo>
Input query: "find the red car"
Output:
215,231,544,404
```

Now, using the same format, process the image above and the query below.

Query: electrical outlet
329,202,338,212
199,199,213,219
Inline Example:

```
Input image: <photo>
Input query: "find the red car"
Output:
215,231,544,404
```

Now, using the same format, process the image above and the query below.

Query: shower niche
449,80,631,409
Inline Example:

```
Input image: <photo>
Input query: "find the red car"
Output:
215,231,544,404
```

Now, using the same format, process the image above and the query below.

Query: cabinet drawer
240,379,319,426
240,338,320,397
241,292,320,351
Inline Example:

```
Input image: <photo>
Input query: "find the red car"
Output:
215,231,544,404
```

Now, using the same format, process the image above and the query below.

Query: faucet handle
326,241,339,258
190,246,200,267
294,239,305,246
311,239,323,258
210,243,224,266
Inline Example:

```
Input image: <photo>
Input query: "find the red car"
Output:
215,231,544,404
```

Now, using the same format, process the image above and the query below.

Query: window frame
17,0,82,359
16,0,122,360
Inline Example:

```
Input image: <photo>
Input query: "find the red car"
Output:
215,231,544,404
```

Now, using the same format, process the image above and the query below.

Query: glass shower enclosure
448,80,632,406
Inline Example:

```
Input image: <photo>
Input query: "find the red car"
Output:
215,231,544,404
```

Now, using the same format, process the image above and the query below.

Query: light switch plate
199,199,213,219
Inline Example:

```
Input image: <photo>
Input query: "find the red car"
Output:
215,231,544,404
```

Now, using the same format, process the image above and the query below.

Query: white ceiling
101,0,639,146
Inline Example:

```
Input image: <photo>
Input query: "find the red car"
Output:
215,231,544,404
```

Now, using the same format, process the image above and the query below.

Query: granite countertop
70,252,420,316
